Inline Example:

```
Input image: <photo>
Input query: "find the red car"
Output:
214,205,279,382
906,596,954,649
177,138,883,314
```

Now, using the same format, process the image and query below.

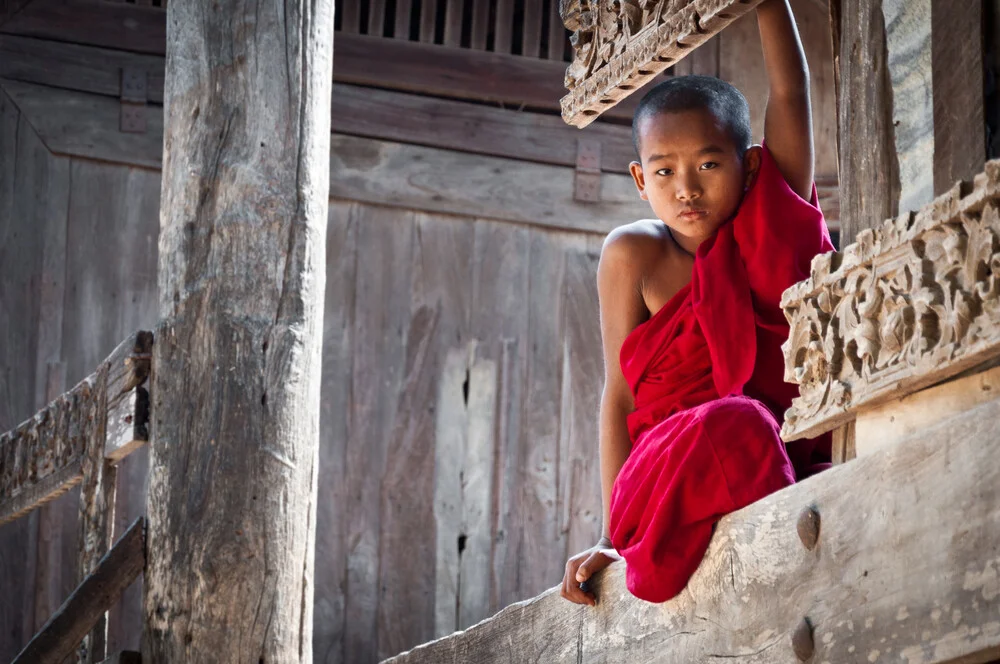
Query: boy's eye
700,162,718,170
656,168,673,176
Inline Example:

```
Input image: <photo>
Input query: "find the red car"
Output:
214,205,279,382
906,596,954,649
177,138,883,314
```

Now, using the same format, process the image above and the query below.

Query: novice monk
560,0,834,605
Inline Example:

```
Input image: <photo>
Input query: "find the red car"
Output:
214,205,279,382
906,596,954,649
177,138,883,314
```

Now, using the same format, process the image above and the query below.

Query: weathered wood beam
0,0,642,121
836,0,899,246
931,0,986,196
781,160,1000,441
384,397,1000,663
559,0,766,127
143,0,333,660
0,79,653,234
0,0,31,28
11,517,145,664
0,331,152,526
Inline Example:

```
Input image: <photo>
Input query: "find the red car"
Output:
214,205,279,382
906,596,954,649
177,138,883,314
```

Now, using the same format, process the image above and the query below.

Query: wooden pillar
834,0,900,247
828,0,900,462
143,3,334,662
931,0,985,194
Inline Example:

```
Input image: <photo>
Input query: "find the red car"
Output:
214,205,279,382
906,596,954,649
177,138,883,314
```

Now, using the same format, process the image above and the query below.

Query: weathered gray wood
98,652,140,664
143,1,333,661
0,79,162,169
882,0,934,212
12,518,145,664
931,0,986,196
470,221,530,615
837,0,900,246
344,206,413,663
384,397,1000,663
313,200,358,664
0,0,31,27
0,80,650,234
381,213,474,658
558,241,603,559
329,135,649,235
518,231,568,602
77,360,113,664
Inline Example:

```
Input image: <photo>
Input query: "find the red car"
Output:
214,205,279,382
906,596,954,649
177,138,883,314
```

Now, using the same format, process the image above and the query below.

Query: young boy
560,0,834,605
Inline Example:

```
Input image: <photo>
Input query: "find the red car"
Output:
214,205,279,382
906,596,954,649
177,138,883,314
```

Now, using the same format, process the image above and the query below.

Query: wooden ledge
780,159,1000,440
385,398,1000,662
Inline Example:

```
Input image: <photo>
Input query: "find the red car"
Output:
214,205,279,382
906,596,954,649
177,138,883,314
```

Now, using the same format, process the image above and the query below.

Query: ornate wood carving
559,0,764,128
781,160,1000,441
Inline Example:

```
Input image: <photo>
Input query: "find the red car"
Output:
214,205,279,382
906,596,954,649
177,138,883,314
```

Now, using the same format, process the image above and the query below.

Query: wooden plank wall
0,3,840,662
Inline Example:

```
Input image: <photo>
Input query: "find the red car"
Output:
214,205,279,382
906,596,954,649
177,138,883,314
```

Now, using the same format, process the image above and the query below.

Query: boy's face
629,108,760,248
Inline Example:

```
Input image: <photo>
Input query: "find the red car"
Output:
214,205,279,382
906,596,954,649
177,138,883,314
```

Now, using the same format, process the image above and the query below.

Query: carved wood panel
781,160,1000,440
559,0,764,127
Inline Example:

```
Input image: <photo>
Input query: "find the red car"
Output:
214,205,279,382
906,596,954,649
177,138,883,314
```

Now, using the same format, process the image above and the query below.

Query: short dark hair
631,75,752,158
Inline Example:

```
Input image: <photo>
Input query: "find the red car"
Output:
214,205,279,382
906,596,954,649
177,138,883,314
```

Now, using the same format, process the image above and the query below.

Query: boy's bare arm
757,0,814,200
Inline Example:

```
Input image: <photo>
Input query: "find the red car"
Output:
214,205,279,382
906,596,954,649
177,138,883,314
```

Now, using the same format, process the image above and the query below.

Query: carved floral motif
559,0,763,127
781,161,1000,440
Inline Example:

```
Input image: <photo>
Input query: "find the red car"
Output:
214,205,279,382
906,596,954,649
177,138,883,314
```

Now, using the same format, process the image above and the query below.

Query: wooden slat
470,0,490,50
0,79,650,233
344,206,414,663
837,0,899,246
882,0,934,212
931,0,986,196
0,40,637,171
0,25,640,121
470,221,530,614
419,0,438,42
517,230,568,601
77,361,113,664
313,200,358,664
340,0,360,33
386,397,1000,663
367,0,386,36
12,518,145,664
522,0,543,57
547,0,567,60
442,0,462,47
393,0,412,39
558,240,603,559
329,133,649,235
494,0,514,54
382,213,473,655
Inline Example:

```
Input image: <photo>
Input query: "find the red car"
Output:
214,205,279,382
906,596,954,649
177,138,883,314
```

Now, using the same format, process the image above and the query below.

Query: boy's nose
675,181,702,201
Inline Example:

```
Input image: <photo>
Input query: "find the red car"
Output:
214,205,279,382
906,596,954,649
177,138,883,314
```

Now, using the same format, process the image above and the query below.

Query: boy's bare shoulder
600,219,670,269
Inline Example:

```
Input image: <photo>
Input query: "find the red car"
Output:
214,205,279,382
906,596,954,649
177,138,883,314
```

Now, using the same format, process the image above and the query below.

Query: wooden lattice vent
559,0,764,127
336,0,572,60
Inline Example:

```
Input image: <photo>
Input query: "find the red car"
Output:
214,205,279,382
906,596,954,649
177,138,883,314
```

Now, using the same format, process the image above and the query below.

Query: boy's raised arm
757,0,815,200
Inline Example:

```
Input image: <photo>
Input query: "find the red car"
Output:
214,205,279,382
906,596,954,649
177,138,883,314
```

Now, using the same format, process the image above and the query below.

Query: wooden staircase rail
12,517,146,664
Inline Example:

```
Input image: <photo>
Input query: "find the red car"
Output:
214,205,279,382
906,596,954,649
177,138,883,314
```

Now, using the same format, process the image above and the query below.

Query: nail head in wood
792,616,814,661
797,506,820,551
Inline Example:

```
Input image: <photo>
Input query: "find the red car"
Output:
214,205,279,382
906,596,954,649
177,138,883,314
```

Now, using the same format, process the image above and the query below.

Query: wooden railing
1,331,153,664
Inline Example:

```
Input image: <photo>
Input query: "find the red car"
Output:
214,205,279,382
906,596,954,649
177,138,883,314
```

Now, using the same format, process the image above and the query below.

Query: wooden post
143,2,334,662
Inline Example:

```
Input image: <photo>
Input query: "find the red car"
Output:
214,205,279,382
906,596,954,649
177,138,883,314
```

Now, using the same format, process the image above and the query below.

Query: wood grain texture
931,0,986,196
517,231,568,600
343,206,413,663
386,397,1000,663
313,200,357,664
470,221,531,614
558,240,603,559
12,518,145,664
0,40,637,174
837,0,900,246
144,1,333,661
329,134,649,235
882,0,934,212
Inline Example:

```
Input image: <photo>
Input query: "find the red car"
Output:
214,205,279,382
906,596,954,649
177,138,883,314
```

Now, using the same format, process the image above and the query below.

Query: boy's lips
679,208,708,220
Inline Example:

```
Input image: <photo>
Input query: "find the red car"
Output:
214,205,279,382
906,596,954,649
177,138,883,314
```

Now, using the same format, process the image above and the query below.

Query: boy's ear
629,161,648,200
742,145,763,191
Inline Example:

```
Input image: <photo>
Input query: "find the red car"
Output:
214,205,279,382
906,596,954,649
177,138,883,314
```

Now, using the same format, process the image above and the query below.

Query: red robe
609,144,834,603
